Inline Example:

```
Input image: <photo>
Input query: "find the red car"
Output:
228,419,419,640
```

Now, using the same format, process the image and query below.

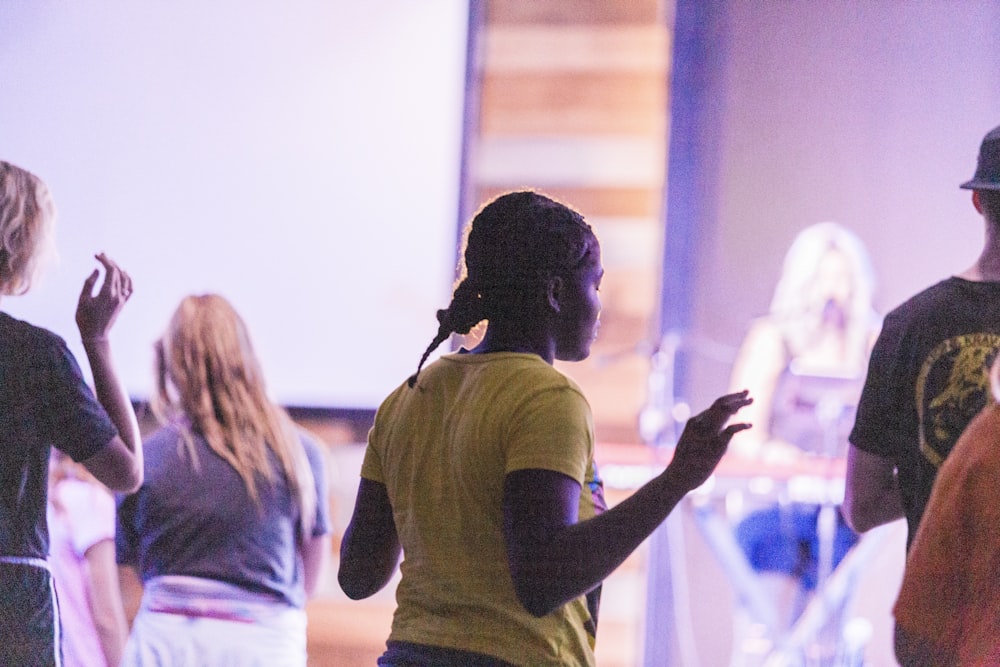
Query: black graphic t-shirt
850,277,1000,547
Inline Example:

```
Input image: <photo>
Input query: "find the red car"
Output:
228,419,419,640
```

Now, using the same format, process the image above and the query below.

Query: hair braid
407,278,484,388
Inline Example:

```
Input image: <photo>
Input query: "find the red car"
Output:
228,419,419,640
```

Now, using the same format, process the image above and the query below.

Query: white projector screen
0,1,469,409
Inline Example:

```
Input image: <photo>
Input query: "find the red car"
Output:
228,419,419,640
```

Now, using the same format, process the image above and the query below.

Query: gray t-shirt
116,422,331,608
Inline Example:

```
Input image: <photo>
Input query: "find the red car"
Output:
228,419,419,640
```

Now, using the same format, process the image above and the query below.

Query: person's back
339,190,753,667
846,124,1000,546
115,294,332,667
368,352,602,665
0,160,141,667
118,422,327,608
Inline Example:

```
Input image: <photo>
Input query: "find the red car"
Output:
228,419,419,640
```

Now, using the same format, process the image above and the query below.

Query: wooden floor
309,442,648,667
305,552,647,667
310,441,905,667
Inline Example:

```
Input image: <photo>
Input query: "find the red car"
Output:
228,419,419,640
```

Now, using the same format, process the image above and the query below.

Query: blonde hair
0,161,57,296
769,222,878,369
153,294,317,537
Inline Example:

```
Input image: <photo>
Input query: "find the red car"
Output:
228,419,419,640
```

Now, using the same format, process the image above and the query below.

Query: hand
76,253,133,343
666,390,753,492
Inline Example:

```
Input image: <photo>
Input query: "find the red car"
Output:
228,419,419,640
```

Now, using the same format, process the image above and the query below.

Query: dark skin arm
338,476,401,600
843,444,904,533
337,391,751,610
504,390,752,617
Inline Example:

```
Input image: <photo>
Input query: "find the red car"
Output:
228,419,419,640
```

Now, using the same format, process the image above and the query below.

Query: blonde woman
727,222,881,644
116,294,331,666
0,160,141,667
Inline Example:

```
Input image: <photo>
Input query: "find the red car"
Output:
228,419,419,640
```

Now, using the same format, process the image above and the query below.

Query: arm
301,533,331,599
727,320,798,462
117,565,143,627
338,477,401,599
504,391,752,617
843,443,904,532
83,539,129,667
729,318,787,458
76,253,143,493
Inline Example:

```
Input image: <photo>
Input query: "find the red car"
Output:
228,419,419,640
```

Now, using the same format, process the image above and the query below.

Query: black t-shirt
0,312,117,558
850,277,1000,546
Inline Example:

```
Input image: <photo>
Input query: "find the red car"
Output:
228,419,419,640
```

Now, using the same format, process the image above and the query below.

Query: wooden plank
591,219,663,269
481,71,666,135
485,26,669,72
488,0,666,26
475,135,665,188
474,186,662,219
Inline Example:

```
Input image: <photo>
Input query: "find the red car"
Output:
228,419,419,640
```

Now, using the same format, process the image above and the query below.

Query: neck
959,220,1000,281
470,323,555,364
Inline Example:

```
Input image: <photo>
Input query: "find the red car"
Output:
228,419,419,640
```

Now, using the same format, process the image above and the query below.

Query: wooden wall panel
481,72,666,135
486,26,668,72
476,185,663,219
469,0,671,445
487,0,664,26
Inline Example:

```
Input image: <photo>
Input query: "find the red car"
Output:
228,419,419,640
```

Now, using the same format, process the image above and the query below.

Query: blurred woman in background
727,222,881,660
116,294,332,667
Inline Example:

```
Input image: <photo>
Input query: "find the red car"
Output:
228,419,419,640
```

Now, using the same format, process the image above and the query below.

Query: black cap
960,125,1000,191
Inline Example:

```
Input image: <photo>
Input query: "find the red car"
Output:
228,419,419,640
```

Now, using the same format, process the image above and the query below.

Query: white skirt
122,576,307,667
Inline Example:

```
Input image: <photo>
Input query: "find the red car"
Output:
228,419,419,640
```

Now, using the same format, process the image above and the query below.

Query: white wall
0,1,469,408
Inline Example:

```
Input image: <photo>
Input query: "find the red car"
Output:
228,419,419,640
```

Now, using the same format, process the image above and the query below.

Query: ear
545,275,563,313
973,189,984,215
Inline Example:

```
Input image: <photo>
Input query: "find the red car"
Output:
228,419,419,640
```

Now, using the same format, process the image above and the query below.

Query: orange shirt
894,402,1000,666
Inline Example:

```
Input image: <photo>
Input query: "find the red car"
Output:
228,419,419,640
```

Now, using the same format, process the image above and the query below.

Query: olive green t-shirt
362,352,603,667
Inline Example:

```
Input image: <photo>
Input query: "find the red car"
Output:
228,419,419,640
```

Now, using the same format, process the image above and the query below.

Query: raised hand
76,253,133,343
666,390,753,492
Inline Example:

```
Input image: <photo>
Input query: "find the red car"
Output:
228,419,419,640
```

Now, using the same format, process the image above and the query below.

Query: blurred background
3,1,999,665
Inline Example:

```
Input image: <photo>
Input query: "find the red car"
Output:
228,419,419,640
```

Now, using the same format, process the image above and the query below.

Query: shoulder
737,317,786,355
874,279,960,336
0,313,70,363
888,277,994,314
0,311,58,341
55,478,116,528
140,423,190,468
145,422,183,446
296,428,328,468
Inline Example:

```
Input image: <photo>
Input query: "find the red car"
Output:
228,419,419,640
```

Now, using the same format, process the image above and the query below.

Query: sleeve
359,443,385,483
300,432,333,538
38,336,119,463
849,310,912,459
360,403,388,484
62,481,116,556
504,383,595,484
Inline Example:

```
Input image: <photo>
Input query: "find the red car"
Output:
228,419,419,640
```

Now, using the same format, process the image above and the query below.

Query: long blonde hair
769,222,878,370
0,161,57,296
153,294,316,536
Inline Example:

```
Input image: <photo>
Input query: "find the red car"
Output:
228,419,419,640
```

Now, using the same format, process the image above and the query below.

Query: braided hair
407,191,597,388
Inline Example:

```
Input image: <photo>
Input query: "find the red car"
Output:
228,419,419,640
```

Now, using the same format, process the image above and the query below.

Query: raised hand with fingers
667,390,754,492
76,253,133,343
